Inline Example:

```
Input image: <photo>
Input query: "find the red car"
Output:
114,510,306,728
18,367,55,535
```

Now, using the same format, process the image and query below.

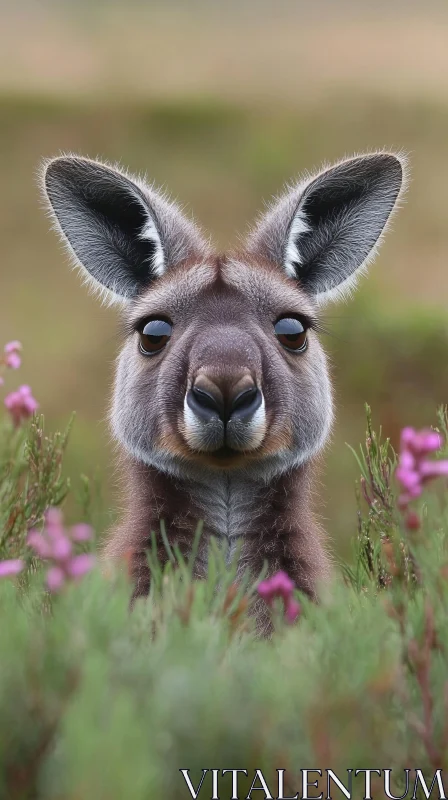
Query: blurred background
0,0,447,559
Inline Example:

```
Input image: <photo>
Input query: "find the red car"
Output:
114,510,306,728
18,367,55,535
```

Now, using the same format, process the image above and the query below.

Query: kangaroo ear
246,153,406,303
42,156,210,303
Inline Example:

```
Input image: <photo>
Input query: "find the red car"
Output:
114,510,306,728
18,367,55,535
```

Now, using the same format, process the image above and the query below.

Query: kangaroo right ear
246,152,406,304
42,156,210,303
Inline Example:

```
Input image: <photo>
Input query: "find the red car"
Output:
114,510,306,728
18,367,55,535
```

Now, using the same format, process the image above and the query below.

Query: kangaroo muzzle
183,370,266,454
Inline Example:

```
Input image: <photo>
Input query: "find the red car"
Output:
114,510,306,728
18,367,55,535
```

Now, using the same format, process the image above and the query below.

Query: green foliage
344,403,400,592
0,414,72,561
1,409,448,798
327,294,448,416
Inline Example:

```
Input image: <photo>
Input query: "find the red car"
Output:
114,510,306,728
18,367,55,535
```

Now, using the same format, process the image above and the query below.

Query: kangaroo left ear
42,155,211,304
246,152,406,303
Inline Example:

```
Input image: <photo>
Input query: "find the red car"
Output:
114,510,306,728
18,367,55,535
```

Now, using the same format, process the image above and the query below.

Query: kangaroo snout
183,370,266,455
187,373,262,425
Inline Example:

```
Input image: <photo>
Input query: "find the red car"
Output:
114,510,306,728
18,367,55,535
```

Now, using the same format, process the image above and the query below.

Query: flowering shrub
27,507,96,592
0,340,39,425
0,338,94,595
396,426,448,529
3,340,22,370
0,339,77,578
0,558,24,577
4,384,39,427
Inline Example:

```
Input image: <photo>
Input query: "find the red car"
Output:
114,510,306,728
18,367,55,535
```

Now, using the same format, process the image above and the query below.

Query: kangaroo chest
190,475,266,553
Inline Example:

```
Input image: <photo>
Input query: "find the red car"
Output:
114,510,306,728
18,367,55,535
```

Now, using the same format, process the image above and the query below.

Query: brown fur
101,252,334,636
104,453,331,636
42,152,405,637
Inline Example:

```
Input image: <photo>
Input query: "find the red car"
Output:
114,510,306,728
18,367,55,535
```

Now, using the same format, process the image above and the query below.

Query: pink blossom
258,570,302,625
5,352,21,369
419,460,448,479
3,341,22,370
285,598,301,623
27,507,95,593
0,559,24,578
46,566,66,593
70,523,94,542
27,531,53,559
396,426,448,513
258,571,295,603
45,507,64,527
67,553,96,578
4,341,22,355
4,384,39,427
396,466,420,492
51,533,72,561
400,427,442,456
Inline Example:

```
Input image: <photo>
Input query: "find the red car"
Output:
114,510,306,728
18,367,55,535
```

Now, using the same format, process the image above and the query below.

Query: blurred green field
1,89,447,557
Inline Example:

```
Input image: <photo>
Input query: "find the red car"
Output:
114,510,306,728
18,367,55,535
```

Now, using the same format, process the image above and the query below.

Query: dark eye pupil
274,317,308,352
139,319,172,354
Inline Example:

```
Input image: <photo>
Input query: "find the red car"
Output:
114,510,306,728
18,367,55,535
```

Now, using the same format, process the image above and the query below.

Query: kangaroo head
43,153,405,480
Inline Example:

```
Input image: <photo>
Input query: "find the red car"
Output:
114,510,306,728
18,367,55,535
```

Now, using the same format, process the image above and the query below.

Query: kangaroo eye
138,319,172,355
274,317,308,353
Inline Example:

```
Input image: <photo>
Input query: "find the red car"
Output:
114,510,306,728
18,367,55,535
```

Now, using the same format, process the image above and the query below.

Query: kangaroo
43,152,405,633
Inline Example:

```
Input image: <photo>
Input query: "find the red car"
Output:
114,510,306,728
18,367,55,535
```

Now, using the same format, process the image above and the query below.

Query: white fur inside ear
284,209,311,278
246,151,408,302
139,215,165,277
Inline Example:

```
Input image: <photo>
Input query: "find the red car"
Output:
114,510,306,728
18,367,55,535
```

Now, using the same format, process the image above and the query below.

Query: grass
2,404,448,797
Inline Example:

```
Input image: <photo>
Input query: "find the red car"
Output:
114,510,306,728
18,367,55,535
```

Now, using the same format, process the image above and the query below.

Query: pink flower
51,533,72,561
396,426,448,513
27,531,53,559
45,507,63,526
401,427,442,455
66,553,96,578
285,598,301,623
419,461,448,479
5,352,21,369
258,571,295,603
46,566,66,593
258,570,302,625
4,341,22,354
3,341,22,370
27,507,95,593
70,523,94,542
0,559,24,578
4,385,39,427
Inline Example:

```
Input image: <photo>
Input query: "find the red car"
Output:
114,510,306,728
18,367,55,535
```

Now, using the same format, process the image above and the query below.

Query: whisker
312,322,349,344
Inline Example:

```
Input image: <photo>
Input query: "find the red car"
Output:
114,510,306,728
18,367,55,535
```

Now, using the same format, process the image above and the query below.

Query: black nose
187,383,262,424
188,385,224,422
229,386,262,422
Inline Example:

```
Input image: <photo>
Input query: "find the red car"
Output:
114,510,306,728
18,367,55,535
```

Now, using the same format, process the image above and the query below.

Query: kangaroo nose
229,385,262,421
189,383,224,421
187,375,262,424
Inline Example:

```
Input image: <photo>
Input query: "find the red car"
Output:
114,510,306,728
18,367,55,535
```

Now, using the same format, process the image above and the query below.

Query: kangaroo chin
42,150,406,635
